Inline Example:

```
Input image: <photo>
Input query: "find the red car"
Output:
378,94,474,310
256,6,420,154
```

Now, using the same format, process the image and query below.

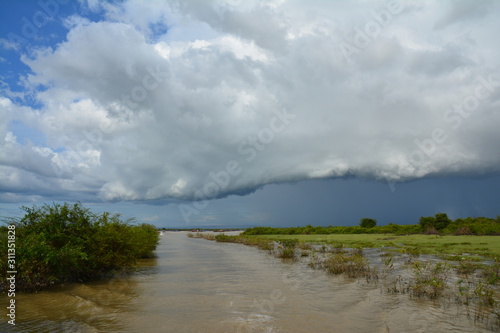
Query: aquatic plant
455,259,479,277
481,258,500,285
380,252,395,279
214,234,239,242
409,261,450,299
202,233,215,241
312,249,377,280
299,242,312,250
193,230,500,330
276,239,298,259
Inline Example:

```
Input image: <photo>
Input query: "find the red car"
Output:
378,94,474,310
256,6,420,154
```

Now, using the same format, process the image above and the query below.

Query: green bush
359,218,377,228
0,203,159,292
419,213,451,232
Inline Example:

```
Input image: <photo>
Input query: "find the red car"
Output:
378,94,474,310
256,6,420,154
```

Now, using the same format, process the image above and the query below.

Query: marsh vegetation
191,217,500,331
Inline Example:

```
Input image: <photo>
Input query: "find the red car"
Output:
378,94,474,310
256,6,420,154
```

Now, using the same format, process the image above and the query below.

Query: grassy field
252,234,500,258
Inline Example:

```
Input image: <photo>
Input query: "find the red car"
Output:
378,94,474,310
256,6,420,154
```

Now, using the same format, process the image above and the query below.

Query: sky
0,0,499,228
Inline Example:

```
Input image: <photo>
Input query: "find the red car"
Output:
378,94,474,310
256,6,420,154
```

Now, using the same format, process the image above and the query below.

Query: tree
433,213,451,231
419,213,451,232
359,218,377,228
419,216,435,231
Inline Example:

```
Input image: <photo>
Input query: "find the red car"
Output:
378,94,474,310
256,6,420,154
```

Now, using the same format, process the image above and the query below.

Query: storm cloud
1,0,500,206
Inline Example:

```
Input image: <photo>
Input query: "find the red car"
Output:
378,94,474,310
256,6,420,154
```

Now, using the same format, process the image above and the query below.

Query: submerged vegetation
276,239,299,259
189,213,500,330
0,202,159,292
309,248,378,281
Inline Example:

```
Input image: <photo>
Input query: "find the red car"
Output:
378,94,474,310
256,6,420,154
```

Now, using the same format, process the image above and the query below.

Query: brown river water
2,231,497,332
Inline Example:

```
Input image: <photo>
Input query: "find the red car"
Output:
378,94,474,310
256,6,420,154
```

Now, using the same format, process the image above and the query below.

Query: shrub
454,225,473,236
129,223,160,258
359,218,377,228
0,203,159,292
419,216,436,232
419,213,451,232
434,213,451,231
424,227,440,235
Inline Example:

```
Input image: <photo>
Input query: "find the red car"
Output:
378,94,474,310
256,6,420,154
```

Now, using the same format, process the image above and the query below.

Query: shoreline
191,231,500,331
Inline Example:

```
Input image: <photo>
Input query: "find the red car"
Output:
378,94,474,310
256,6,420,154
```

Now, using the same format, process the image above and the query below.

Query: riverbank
192,231,500,331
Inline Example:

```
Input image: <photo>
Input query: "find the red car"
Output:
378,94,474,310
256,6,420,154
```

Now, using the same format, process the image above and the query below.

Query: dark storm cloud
1,0,499,206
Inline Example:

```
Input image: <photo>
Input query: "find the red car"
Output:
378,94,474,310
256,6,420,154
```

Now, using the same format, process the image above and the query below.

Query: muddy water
1,232,494,332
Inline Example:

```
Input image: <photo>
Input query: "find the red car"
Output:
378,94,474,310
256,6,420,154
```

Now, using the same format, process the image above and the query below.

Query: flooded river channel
2,232,497,332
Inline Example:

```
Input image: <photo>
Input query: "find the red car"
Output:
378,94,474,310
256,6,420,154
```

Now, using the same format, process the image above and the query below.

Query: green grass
251,234,500,258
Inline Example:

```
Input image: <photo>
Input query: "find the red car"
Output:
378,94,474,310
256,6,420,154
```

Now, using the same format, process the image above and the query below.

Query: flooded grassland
2,231,499,332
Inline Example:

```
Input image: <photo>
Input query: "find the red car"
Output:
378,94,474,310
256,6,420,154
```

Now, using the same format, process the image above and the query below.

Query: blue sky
1,0,499,228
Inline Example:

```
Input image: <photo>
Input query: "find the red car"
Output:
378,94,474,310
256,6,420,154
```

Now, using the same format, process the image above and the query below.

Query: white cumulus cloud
1,0,500,204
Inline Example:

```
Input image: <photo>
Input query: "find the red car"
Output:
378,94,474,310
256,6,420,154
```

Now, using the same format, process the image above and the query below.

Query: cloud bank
1,0,500,204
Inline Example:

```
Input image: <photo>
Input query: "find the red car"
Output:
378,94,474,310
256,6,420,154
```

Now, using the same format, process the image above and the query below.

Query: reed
276,239,298,259
409,261,450,299
310,249,377,280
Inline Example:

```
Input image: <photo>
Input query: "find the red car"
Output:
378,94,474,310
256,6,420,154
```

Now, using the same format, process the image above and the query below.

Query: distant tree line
243,214,500,236
0,203,159,292
418,213,500,235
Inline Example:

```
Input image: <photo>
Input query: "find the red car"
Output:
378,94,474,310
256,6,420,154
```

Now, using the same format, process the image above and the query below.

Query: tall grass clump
276,239,298,259
215,234,240,243
244,237,275,254
481,258,500,285
455,259,500,326
202,233,215,241
0,203,159,292
311,249,377,280
212,234,275,254
409,261,450,299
